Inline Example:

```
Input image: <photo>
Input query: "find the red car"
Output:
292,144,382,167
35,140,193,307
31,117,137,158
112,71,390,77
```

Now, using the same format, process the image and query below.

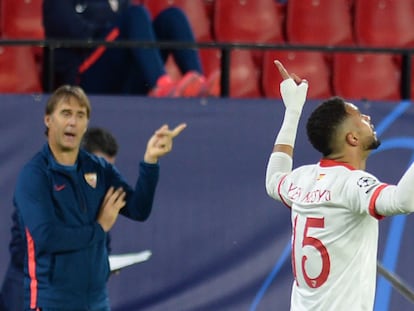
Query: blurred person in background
42,0,211,97
82,127,119,165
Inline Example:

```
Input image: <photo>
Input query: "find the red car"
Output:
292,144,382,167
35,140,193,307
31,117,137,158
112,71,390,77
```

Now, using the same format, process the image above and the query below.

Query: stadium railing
0,39,413,99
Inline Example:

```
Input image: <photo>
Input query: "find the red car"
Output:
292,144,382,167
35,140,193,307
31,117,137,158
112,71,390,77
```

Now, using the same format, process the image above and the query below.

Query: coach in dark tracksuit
14,85,186,310
0,128,120,311
42,0,205,96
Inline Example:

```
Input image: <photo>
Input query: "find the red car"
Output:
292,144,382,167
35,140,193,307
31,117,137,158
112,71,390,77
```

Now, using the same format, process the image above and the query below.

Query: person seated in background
0,127,119,311
42,0,212,97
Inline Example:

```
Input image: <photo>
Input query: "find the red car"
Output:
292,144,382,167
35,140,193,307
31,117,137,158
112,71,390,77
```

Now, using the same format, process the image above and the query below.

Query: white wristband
274,109,301,147
274,78,308,147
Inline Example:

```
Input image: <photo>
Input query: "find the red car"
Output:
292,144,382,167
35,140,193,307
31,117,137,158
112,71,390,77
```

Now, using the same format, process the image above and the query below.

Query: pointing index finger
274,60,290,80
171,123,187,138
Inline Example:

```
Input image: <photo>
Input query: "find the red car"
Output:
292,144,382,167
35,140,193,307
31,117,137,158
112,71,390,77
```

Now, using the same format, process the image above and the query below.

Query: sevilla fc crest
84,173,97,188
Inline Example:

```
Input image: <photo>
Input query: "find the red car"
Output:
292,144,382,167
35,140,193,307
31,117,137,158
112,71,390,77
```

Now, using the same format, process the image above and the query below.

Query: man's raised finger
274,60,290,80
171,123,187,138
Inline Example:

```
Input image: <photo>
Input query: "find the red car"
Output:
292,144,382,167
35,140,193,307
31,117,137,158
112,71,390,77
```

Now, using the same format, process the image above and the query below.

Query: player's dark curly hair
306,96,348,156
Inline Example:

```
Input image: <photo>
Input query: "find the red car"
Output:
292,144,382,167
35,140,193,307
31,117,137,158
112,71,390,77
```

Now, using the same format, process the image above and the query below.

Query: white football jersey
272,158,388,311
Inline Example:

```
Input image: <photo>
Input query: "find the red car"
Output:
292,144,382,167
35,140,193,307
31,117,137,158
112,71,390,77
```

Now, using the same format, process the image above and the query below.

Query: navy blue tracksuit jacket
14,144,159,309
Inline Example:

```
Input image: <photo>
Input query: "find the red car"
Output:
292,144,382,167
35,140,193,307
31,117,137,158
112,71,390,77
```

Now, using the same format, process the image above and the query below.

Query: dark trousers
80,5,203,95
0,264,24,311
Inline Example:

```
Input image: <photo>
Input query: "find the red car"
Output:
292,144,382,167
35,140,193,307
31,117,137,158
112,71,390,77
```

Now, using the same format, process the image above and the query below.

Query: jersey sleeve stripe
26,228,38,309
369,184,388,220
277,174,291,209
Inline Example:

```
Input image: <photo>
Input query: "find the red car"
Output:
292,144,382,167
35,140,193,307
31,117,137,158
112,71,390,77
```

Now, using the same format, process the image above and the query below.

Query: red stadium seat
0,0,2,36
208,50,261,98
213,0,284,92
213,0,284,43
1,0,44,39
229,50,261,97
198,47,221,77
0,46,42,93
202,0,215,24
333,53,401,101
286,0,354,45
163,47,220,86
165,49,258,98
355,0,414,47
262,51,333,99
143,0,212,41
1,0,45,81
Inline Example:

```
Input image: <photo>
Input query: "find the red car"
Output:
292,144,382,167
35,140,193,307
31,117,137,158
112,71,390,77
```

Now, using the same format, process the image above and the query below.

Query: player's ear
346,132,358,146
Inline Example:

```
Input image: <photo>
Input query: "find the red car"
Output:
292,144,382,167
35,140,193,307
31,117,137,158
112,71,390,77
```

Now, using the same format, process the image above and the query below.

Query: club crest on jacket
84,173,97,188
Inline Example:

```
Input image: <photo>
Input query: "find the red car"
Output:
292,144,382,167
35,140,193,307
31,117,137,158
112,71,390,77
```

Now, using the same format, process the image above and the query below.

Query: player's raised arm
273,60,308,157
265,60,308,199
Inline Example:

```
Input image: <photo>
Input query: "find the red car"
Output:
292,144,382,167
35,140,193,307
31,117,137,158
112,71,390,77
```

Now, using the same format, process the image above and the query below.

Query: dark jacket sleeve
8,209,25,269
15,163,106,254
108,161,160,221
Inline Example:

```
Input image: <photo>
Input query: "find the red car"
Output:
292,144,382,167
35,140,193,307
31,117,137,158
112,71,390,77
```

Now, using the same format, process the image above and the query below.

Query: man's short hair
81,127,118,157
44,85,91,136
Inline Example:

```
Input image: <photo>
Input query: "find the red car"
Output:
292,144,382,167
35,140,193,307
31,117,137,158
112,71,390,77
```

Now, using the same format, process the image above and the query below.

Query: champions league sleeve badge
357,176,377,188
